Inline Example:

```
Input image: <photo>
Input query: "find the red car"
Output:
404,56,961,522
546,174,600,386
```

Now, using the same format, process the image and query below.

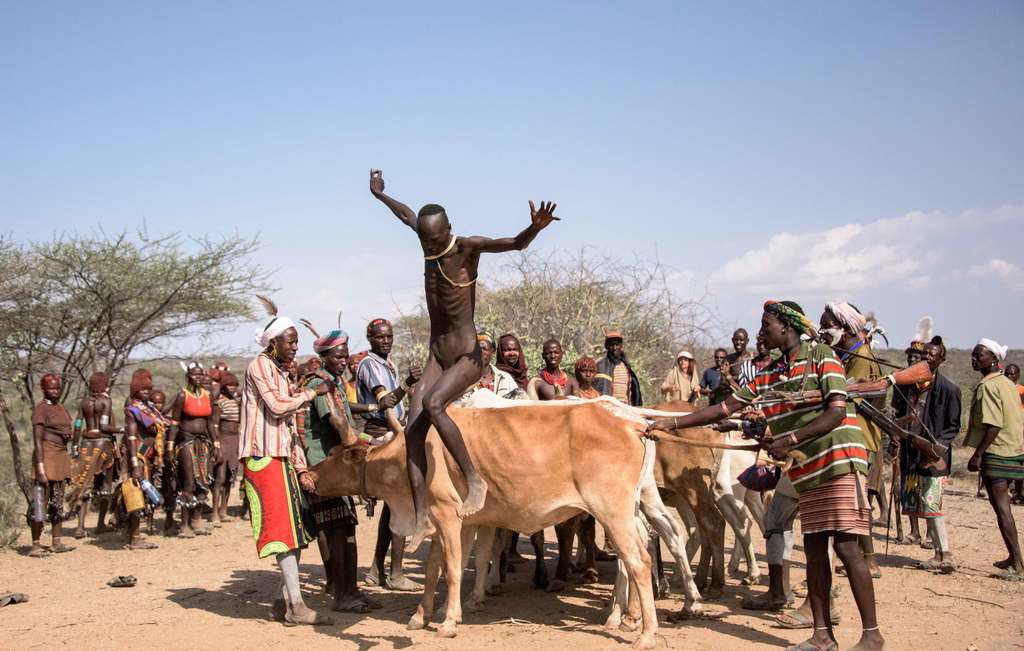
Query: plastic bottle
31,483,46,523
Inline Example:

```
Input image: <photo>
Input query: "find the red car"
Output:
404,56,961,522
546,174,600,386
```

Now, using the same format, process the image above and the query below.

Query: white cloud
964,258,1024,292
710,205,1024,297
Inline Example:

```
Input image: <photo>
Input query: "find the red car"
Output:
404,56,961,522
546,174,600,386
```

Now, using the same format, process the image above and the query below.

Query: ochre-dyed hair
40,373,61,388
130,369,153,397
88,372,109,394
220,372,239,387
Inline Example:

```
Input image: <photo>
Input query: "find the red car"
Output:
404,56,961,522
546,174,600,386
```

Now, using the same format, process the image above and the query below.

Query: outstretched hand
370,169,385,196
529,200,560,229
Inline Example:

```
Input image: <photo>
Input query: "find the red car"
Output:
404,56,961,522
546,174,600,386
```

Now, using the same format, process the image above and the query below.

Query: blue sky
3,1,1022,356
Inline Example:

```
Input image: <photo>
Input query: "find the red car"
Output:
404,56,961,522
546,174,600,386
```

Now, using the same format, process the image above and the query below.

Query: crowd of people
23,172,1024,650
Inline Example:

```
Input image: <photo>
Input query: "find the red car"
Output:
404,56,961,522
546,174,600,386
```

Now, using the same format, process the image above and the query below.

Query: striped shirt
218,396,241,422
733,341,867,493
357,352,404,423
239,353,315,470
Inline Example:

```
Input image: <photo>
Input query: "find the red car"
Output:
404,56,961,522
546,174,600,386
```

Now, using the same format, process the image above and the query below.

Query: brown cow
312,397,661,648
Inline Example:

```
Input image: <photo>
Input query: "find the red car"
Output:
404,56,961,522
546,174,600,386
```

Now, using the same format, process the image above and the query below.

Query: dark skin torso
79,393,115,438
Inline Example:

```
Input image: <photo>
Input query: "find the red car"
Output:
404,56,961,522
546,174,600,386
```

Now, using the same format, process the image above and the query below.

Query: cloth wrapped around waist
37,438,71,482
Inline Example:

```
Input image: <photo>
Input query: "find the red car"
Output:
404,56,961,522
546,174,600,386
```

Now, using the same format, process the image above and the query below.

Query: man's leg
834,532,885,650
985,478,1024,572
419,355,487,517
369,504,392,585
403,357,442,549
799,532,836,650
743,491,798,610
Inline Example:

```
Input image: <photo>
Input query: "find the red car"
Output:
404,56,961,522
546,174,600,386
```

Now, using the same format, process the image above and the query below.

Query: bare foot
284,603,332,626
73,527,87,540
28,544,49,558
457,477,488,518
385,575,420,592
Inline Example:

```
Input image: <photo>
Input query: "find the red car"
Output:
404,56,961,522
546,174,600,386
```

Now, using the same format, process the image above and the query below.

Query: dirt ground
2,476,1022,650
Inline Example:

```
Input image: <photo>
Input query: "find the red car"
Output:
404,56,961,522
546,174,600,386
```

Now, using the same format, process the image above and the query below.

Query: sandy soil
2,476,1022,650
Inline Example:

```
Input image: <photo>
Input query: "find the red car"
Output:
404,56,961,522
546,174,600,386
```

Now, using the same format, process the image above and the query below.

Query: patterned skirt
981,453,1024,481
798,472,870,536
65,437,117,508
308,494,357,533
242,457,313,558
901,473,945,518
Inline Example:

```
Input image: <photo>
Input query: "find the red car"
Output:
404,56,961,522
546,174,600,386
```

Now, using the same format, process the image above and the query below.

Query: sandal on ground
284,609,333,626
742,592,793,611
915,559,941,571
993,558,1014,570
920,540,934,550
0,592,29,607
384,575,419,592
895,534,921,546
50,543,74,554
991,569,1024,582
194,527,212,536
938,560,957,574
363,570,380,587
178,529,196,539
107,575,137,588
774,609,841,629
129,539,159,550
333,599,372,614
27,547,50,558
785,640,838,651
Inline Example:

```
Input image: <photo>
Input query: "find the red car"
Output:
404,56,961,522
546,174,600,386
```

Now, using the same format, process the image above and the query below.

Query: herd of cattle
312,395,764,649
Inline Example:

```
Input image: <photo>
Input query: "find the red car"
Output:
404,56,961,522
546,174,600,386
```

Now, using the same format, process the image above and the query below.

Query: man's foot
129,538,159,550
457,477,488,518
332,595,371,614
284,603,332,626
385,575,419,592
50,542,74,553
73,527,87,540
784,637,838,651
774,608,841,629
363,567,380,587
994,557,1015,570
219,514,234,523
938,558,958,574
896,533,921,546
28,545,49,558
848,629,886,651
741,591,793,611
179,528,196,539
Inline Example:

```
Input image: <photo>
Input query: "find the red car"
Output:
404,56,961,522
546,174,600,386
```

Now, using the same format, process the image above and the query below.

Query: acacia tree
393,248,717,403
0,229,269,498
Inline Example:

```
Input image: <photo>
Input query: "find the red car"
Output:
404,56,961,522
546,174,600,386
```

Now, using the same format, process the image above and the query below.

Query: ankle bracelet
863,626,880,632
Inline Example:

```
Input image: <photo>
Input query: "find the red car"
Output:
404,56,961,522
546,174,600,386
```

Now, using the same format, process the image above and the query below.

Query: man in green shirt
302,325,381,613
965,339,1024,578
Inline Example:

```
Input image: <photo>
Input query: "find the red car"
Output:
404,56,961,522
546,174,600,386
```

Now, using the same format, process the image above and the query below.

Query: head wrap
130,369,152,397
574,356,597,374
88,372,109,394
676,350,695,361
763,300,817,338
978,338,1008,361
825,302,867,335
496,333,529,390
256,316,296,348
314,329,349,354
477,332,495,348
220,372,239,387
366,318,392,337
40,373,61,388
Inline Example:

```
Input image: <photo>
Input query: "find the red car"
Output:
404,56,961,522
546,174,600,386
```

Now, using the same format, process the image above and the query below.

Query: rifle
750,361,933,409
856,400,948,475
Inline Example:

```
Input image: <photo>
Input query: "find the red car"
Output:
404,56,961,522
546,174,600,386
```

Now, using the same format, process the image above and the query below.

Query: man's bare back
370,170,558,545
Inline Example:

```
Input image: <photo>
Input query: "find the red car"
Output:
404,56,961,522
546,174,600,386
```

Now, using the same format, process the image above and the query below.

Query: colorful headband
366,318,392,337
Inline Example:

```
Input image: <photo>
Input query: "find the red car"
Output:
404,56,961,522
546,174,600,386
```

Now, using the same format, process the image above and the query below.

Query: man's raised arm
369,169,417,231
463,200,559,254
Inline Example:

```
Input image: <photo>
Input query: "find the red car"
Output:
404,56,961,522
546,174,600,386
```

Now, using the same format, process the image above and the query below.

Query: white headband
977,337,1008,361
256,316,296,348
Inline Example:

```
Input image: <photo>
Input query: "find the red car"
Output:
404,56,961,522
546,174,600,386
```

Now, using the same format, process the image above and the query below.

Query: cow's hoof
620,615,640,632
740,575,759,586
545,579,566,593
437,621,458,638
485,584,502,596
632,635,657,650
407,614,426,630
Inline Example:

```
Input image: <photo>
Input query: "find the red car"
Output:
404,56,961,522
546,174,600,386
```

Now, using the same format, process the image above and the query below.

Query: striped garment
357,352,404,423
733,341,868,494
981,452,1024,480
798,472,870,536
218,395,241,422
612,363,630,403
238,353,315,471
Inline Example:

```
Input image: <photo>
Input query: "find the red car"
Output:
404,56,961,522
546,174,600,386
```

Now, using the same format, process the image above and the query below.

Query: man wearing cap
357,317,421,591
660,350,699,404
594,331,642,406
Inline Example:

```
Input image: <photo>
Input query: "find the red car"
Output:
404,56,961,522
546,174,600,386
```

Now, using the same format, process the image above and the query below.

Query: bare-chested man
370,169,558,541
530,339,580,400
69,372,120,538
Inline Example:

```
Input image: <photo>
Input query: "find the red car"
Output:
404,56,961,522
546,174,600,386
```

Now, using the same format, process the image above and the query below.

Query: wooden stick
923,587,1005,609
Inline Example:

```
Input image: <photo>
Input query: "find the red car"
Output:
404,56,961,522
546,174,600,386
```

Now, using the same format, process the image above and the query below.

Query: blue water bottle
140,479,163,506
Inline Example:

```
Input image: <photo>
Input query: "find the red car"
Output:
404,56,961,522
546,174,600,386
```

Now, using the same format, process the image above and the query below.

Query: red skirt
242,457,313,558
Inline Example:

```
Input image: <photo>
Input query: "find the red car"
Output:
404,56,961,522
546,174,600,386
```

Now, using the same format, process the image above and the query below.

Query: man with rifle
882,337,961,573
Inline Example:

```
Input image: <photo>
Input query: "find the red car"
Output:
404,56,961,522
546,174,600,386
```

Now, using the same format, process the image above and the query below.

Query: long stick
923,587,1005,609
0,395,32,503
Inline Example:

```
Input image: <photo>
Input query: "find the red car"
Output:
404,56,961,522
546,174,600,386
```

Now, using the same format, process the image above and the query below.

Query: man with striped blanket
648,300,884,651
